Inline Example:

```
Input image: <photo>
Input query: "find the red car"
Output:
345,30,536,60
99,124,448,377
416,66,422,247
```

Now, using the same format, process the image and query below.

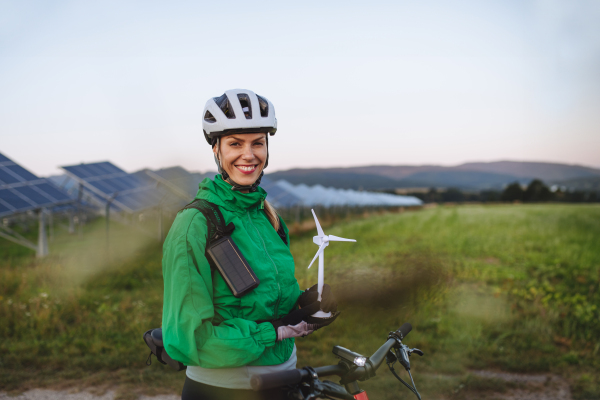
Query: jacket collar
195,174,266,212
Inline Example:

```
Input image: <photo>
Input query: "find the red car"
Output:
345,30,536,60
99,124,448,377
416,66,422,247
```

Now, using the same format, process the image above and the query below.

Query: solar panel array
139,168,416,209
260,176,303,208
62,162,171,213
0,152,73,218
61,162,420,213
140,167,304,209
274,180,423,207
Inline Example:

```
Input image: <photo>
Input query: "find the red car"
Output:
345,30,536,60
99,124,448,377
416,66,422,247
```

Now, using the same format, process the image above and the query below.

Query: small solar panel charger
207,236,259,298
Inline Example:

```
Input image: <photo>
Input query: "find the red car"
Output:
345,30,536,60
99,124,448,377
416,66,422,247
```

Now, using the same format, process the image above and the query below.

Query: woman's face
213,133,268,187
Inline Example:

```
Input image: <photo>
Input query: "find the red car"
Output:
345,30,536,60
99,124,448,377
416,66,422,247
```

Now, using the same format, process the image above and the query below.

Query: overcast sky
1,0,599,177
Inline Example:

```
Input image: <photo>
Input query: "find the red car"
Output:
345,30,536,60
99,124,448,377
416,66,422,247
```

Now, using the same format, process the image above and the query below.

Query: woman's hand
297,283,338,313
270,302,338,341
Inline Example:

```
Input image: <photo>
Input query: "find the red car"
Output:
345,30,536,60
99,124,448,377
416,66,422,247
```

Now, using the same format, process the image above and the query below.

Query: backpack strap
180,199,235,244
180,199,288,246
276,215,288,246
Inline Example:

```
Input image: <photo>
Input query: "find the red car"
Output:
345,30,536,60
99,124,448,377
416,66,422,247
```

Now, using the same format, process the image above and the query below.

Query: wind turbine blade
311,209,325,238
328,235,357,242
307,243,327,269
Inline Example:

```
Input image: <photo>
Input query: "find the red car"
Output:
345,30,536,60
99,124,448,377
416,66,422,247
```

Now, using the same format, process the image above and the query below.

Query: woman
161,89,338,400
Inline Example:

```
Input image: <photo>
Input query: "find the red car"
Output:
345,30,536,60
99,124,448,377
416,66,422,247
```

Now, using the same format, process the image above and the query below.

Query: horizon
267,159,600,173
29,157,599,178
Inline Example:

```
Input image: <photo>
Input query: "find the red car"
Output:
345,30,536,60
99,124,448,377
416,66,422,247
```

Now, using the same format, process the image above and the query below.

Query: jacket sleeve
161,210,277,368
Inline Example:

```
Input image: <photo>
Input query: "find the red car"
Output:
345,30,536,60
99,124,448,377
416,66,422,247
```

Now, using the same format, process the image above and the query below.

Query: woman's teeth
237,165,256,171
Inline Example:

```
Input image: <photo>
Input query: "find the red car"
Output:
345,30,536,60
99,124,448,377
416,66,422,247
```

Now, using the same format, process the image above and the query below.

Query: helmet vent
214,94,236,119
237,93,253,119
256,94,269,117
204,110,216,123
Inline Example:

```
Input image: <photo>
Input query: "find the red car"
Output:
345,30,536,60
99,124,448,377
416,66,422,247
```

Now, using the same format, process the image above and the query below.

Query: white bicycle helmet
202,89,277,145
202,89,277,192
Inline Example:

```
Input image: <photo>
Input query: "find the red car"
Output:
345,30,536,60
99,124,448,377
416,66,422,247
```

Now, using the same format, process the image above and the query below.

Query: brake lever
408,348,424,357
397,345,411,370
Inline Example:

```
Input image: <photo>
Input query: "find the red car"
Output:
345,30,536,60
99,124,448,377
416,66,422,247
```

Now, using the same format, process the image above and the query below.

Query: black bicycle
250,322,423,400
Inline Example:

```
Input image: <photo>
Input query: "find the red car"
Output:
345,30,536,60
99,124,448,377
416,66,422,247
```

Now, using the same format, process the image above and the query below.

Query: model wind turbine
307,209,356,320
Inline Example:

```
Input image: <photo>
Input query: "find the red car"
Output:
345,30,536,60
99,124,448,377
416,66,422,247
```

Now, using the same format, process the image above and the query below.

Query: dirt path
0,390,178,400
1,371,573,400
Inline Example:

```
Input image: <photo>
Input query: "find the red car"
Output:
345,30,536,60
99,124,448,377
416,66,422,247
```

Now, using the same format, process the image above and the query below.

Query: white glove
270,303,340,342
276,321,319,341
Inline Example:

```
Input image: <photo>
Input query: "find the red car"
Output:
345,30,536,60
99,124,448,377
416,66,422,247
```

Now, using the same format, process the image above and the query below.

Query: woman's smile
235,164,258,174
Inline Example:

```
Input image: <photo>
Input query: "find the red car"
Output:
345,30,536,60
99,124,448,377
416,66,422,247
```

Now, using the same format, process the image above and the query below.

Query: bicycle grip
396,322,412,339
251,369,303,391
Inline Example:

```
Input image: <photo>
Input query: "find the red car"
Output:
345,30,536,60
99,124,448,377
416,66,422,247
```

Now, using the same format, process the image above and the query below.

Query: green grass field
1,204,599,399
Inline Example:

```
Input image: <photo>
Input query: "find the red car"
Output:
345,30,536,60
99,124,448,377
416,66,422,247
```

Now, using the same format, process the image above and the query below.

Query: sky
1,0,599,177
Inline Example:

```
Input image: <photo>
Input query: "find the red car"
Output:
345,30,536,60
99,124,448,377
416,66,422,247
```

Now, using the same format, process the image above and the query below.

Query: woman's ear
212,142,219,160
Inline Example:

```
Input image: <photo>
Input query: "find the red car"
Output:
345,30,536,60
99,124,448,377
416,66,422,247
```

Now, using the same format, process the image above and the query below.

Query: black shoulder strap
276,215,288,246
181,199,288,246
180,199,235,244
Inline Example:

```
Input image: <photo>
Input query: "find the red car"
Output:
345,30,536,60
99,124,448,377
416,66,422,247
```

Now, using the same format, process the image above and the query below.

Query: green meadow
1,204,599,399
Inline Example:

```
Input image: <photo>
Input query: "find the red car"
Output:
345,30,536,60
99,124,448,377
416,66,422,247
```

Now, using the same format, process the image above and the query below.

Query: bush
501,182,524,201
523,179,553,202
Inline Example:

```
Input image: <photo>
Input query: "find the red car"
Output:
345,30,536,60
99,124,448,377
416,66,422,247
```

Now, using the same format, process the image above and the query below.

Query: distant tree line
388,179,599,204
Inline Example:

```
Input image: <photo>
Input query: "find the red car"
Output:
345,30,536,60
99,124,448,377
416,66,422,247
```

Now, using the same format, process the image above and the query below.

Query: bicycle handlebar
251,322,412,391
396,322,413,339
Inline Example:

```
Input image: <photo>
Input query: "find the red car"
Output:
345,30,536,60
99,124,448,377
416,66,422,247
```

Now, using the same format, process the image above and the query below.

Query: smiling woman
214,133,267,190
160,89,339,400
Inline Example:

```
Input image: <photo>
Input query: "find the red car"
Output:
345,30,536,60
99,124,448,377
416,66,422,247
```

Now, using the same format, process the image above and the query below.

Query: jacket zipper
247,210,282,319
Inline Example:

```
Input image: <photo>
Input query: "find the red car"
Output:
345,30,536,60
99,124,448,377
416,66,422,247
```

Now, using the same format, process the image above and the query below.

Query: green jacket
162,175,301,369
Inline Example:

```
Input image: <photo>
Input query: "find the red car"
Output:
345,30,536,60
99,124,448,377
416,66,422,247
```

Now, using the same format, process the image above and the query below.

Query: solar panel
207,237,260,298
106,177,130,191
0,202,10,214
5,164,38,181
90,179,115,194
0,152,74,218
0,183,72,213
98,162,122,174
0,169,20,185
0,188,32,209
13,185,53,206
36,183,72,202
61,161,172,213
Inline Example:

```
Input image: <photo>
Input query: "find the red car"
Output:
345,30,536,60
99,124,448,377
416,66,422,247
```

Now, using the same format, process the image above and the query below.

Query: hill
268,161,600,190
454,161,600,181
394,170,528,190
555,175,600,191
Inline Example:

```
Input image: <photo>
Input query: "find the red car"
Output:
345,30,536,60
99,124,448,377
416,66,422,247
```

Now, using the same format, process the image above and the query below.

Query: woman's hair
263,200,280,231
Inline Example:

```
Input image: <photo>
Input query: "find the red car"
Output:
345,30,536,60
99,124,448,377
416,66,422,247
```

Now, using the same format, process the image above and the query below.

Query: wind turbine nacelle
313,236,323,245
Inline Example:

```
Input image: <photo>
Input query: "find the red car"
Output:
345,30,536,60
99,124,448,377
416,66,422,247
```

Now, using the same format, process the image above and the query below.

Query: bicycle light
353,356,367,367
333,346,368,367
